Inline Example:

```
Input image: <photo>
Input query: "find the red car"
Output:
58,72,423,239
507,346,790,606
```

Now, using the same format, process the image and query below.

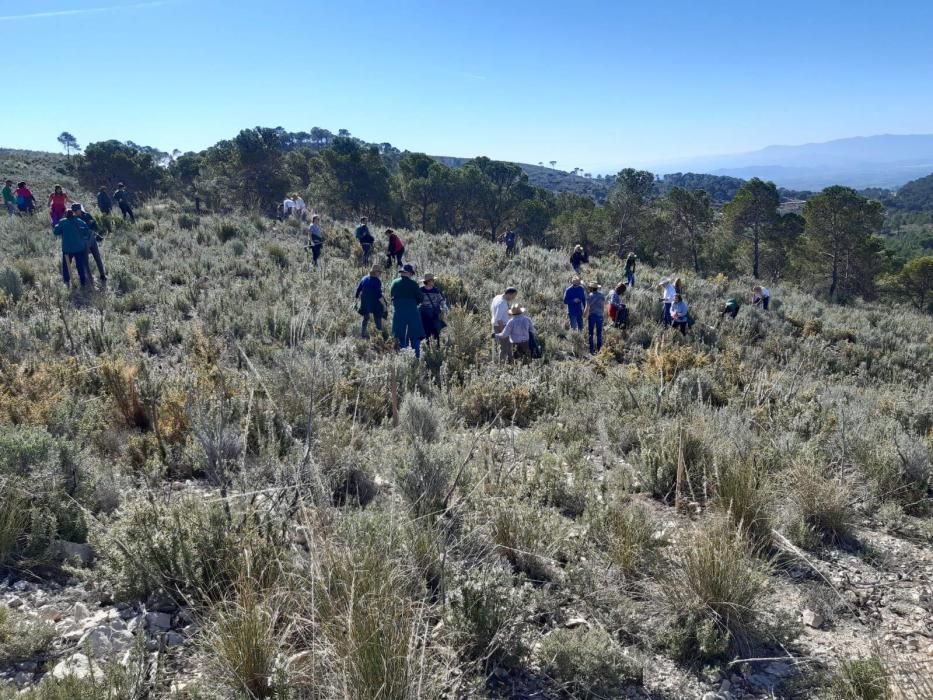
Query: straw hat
508,304,525,316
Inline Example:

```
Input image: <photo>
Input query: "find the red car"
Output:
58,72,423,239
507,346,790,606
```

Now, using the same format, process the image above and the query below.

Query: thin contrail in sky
0,1,171,22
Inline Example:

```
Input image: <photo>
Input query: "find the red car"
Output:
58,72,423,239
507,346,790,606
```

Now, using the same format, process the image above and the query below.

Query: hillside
652,134,933,190
0,148,76,196
0,199,931,698
434,155,612,200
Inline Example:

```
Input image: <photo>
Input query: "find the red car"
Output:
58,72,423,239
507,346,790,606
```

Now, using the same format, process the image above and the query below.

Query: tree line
69,127,930,307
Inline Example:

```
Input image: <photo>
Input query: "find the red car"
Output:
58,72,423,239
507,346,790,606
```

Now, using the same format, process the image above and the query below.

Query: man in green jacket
54,210,92,287
2,180,15,217
390,264,425,358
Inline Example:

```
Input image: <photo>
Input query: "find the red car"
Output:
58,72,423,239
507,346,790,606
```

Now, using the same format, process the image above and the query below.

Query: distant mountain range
649,134,933,190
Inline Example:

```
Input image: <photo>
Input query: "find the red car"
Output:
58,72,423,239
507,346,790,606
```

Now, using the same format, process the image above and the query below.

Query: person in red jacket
385,229,405,268
48,184,70,226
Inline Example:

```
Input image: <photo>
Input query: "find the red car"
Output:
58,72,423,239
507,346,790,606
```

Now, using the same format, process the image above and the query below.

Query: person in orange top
48,184,70,226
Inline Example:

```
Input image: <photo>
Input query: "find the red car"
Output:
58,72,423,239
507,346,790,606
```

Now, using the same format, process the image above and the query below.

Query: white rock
12,581,30,592
78,626,135,657
14,671,33,686
52,653,103,681
564,617,590,629
802,609,824,629
72,602,91,622
6,596,24,609
146,611,172,631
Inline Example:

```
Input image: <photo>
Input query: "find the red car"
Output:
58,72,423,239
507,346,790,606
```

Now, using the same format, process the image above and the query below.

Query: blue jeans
4,202,13,217
662,302,672,326
588,314,603,354
62,252,90,287
568,308,583,331
88,240,106,280
626,270,635,287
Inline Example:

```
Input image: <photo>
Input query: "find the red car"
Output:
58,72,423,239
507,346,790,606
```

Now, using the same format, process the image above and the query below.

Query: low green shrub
587,500,663,576
538,626,642,697
830,657,890,700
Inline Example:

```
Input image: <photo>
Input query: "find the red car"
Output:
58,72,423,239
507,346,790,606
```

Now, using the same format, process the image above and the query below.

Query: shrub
0,268,23,303
460,374,551,428
660,518,769,662
538,626,642,697
216,221,240,242
137,220,156,233
268,243,289,268
785,464,855,548
830,657,890,700
0,604,56,662
135,242,154,259
714,459,772,547
177,213,199,230
587,500,663,577
396,444,455,519
92,496,283,605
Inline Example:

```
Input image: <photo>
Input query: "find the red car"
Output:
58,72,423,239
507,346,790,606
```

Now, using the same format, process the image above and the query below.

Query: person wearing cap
72,204,107,282
625,253,637,288
608,282,628,328
48,184,71,226
496,304,535,363
355,217,375,266
670,294,690,335
54,210,92,287
503,227,517,258
2,180,15,217
657,278,676,326
752,285,771,310
113,183,135,222
97,186,113,215
419,273,448,346
562,276,586,331
390,264,425,358
355,266,386,339
490,286,518,361
570,244,589,275
584,282,606,354
385,229,405,269
308,215,324,267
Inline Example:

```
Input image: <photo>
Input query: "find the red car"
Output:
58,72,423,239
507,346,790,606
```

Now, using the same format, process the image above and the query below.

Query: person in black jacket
355,216,374,265
112,183,135,222
570,245,589,275
97,187,112,215
72,204,107,282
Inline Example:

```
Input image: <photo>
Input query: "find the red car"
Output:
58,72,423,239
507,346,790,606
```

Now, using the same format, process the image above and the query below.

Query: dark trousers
754,295,770,310
310,244,322,265
119,202,135,222
662,302,672,326
510,340,531,363
673,320,688,335
387,249,403,268
722,307,739,319
505,243,515,258
62,252,90,287
568,308,584,331
588,314,604,354
88,240,106,280
361,311,383,338
361,243,372,265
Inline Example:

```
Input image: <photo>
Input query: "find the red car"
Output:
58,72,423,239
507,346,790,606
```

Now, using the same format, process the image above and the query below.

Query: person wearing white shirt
657,279,676,326
282,197,295,219
753,285,771,310
293,195,307,221
490,286,518,361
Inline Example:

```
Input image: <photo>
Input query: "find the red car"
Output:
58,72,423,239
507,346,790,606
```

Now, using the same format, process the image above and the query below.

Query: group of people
281,194,307,221
52,204,108,286
2,180,135,224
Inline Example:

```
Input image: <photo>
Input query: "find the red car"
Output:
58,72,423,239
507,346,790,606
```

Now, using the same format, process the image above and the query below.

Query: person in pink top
48,184,70,226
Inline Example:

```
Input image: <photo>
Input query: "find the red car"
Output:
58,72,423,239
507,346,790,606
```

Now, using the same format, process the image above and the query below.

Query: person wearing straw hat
570,244,588,275
584,281,606,354
563,276,586,331
390,263,425,358
355,266,387,339
419,272,448,346
496,303,535,363
657,278,676,326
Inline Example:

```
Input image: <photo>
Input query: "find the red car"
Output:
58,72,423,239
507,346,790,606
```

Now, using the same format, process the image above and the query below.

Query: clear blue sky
4,0,933,172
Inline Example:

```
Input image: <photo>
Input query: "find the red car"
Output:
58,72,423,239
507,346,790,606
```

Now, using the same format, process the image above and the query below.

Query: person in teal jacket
54,210,92,287
390,264,425,358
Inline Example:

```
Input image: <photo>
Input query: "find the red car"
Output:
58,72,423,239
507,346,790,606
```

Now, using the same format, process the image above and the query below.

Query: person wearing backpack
308,215,324,267
355,217,374,265
386,229,405,268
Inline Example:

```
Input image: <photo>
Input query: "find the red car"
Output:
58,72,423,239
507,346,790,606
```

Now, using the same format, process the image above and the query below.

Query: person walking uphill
72,204,107,282
15,182,35,214
2,180,15,217
48,185,70,226
496,304,535,363
390,264,425,358
419,273,447,345
570,245,588,275
356,266,386,339
585,282,606,354
490,286,518,361
563,277,586,331
504,228,517,258
355,217,374,265
625,253,637,288
54,210,92,287
308,215,324,267
385,229,405,269
113,183,135,222
97,186,112,215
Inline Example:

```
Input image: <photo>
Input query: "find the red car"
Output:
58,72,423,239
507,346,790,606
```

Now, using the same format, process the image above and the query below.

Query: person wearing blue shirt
670,294,690,335
355,266,386,338
54,210,92,287
504,228,517,258
354,217,375,266
562,276,586,331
